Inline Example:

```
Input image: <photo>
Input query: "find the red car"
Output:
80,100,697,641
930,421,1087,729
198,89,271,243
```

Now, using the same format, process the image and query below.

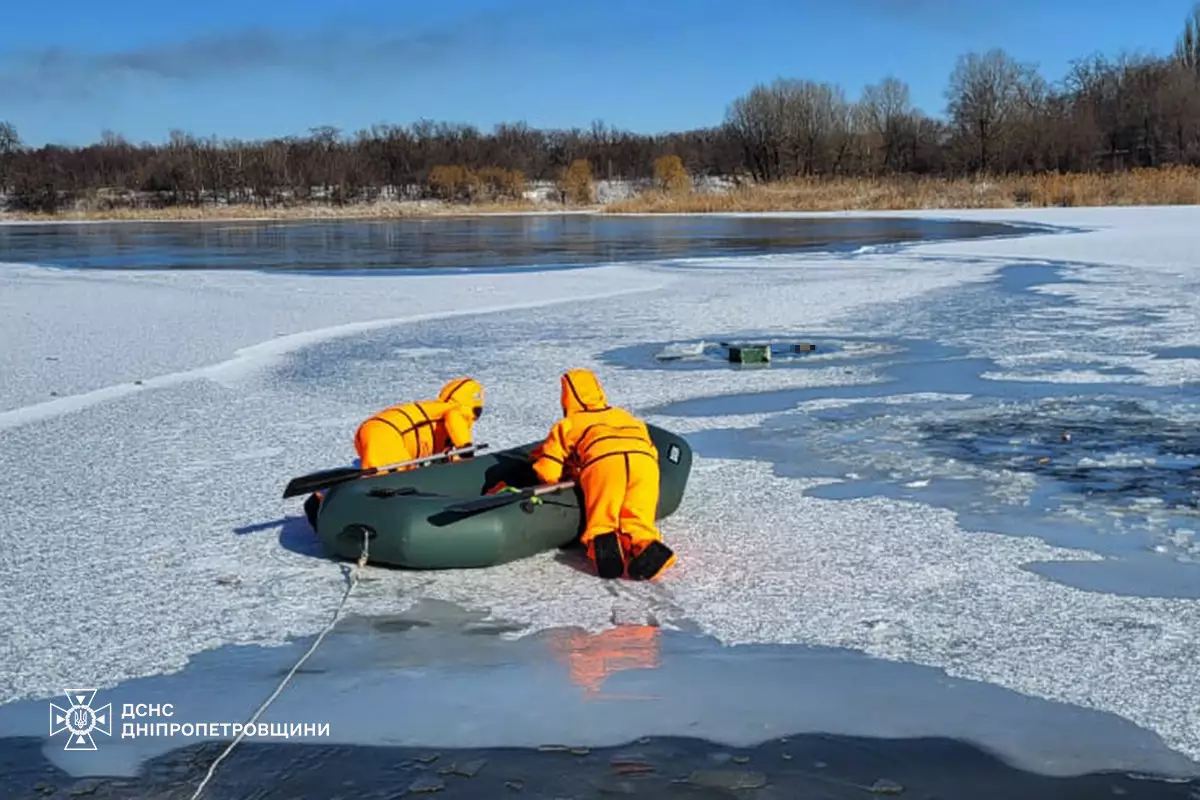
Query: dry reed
604,166,1200,214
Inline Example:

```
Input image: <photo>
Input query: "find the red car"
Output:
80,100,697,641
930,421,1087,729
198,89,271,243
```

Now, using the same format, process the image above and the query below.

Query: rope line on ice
188,527,372,800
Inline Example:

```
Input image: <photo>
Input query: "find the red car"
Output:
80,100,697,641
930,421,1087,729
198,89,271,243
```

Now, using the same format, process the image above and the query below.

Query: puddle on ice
3,600,1198,790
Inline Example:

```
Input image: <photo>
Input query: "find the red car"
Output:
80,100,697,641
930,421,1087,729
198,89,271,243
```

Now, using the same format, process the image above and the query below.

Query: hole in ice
600,336,899,373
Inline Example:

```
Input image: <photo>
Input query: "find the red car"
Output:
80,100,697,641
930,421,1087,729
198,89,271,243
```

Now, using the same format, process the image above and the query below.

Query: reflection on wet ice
547,625,662,699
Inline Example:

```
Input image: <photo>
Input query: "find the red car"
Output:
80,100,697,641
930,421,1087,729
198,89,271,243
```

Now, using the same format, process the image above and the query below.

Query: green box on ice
726,344,771,364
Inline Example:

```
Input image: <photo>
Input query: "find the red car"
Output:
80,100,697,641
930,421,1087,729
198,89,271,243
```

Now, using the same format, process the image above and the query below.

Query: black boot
627,541,675,580
590,533,625,580
303,493,321,530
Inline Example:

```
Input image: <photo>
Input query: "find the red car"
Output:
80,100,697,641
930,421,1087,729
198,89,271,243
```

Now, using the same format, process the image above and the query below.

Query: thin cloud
0,8,530,100
838,0,1015,33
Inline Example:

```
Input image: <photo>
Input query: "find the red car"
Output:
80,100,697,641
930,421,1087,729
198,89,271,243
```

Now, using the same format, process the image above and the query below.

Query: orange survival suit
354,376,485,469
303,377,484,530
530,369,675,581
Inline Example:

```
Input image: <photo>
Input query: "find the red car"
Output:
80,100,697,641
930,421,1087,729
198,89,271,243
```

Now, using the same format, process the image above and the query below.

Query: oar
444,481,577,513
282,444,488,499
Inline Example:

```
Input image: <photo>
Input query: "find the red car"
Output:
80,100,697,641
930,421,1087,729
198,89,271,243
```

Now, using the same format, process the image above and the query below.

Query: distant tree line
1,4,1198,213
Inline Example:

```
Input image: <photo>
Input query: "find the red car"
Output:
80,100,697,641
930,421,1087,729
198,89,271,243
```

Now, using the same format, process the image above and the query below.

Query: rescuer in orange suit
529,368,675,581
303,377,485,528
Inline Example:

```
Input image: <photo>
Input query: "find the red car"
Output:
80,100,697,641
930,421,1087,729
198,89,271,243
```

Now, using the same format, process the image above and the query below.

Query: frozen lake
1,208,1198,796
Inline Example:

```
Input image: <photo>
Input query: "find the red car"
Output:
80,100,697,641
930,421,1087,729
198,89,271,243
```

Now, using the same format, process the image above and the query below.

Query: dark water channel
0,215,1031,272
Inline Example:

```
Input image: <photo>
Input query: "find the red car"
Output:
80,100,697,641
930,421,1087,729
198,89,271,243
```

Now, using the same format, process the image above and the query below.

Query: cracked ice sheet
824,206,1200,387
1,206,1199,773
974,263,1200,386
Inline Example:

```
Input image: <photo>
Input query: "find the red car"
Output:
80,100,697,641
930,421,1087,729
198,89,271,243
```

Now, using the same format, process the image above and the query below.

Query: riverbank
3,167,1199,224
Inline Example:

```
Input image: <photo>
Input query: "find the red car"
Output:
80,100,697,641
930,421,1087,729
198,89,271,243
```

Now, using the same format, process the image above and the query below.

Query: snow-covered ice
1,206,1199,776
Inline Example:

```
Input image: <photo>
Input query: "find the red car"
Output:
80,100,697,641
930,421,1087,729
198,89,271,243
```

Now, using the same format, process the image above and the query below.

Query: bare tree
1177,2,1200,74
724,83,787,181
860,76,914,173
945,49,1040,172
0,121,19,191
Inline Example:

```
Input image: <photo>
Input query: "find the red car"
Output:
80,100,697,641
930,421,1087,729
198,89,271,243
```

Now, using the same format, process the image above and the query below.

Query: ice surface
2,206,1199,772
0,261,671,415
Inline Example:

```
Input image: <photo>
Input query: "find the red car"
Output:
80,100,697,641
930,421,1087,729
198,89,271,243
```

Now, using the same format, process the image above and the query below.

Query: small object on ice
611,752,652,765
611,754,655,775
655,340,707,361
724,343,771,364
792,342,817,352
134,380,144,385
685,770,768,790
441,758,487,777
868,778,905,794
215,575,241,586
406,773,445,793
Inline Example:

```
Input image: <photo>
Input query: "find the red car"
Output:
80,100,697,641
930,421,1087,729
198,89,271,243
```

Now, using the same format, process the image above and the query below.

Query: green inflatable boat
309,424,693,569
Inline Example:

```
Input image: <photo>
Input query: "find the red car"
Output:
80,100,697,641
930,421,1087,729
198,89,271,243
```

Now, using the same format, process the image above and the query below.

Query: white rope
189,528,371,800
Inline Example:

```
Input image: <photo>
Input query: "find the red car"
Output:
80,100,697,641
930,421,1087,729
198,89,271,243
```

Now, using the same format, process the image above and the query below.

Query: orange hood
438,377,484,418
560,369,609,415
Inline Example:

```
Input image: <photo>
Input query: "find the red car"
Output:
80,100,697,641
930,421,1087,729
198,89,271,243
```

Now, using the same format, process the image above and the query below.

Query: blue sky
1,0,1194,146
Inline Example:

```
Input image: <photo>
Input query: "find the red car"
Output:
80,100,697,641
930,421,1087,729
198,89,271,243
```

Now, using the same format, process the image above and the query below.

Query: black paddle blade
443,481,576,514
282,466,365,499
443,490,530,514
282,443,490,499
